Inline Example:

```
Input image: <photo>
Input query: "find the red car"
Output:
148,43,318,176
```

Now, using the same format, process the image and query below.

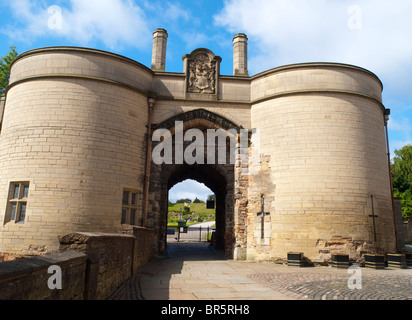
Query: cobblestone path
249,269,412,300
108,242,412,300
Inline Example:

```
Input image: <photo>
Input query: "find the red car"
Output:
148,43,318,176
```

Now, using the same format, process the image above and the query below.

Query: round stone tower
0,47,152,254
248,63,396,262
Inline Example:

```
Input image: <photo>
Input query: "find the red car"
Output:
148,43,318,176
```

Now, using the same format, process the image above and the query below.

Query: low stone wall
0,251,87,300
59,232,135,300
118,225,156,273
0,227,155,300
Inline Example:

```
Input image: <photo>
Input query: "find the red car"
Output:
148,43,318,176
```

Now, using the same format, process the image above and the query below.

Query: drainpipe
142,96,156,227
384,108,398,252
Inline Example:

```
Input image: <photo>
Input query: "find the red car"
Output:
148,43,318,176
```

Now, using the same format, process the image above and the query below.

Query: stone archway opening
167,164,229,253
168,179,215,236
147,109,245,259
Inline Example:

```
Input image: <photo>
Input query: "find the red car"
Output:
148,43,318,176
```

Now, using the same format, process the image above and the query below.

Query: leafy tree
0,46,18,94
181,205,191,222
207,194,216,201
394,189,412,220
193,197,204,203
176,198,192,204
392,144,412,220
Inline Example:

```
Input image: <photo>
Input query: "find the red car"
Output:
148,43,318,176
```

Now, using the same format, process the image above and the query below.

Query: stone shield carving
188,53,216,94
184,49,221,98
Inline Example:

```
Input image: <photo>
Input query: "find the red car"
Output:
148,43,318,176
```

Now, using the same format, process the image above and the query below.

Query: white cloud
169,180,213,202
5,0,151,50
214,0,412,98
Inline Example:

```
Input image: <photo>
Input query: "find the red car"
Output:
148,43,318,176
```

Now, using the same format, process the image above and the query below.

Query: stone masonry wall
404,221,412,244
249,65,396,262
0,251,87,300
0,229,155,300
59,232,135,300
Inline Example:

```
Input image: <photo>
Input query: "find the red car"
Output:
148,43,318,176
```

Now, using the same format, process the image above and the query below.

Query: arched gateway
147,109,244,258
0,29,398,263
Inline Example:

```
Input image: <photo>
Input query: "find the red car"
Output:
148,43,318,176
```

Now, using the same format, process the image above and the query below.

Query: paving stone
108,242,412,301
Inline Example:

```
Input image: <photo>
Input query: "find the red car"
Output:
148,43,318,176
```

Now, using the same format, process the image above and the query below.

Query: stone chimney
151,28,168,72
233,33,248,76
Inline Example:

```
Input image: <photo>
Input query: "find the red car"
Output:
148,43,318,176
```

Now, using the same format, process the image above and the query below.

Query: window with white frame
4,182,29,224
121,189,141,226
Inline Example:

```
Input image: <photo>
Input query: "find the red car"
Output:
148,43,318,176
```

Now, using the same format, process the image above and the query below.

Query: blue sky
1,0,411,202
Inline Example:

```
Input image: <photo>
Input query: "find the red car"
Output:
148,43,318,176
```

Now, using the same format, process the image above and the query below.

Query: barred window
121,189,141,226
4,182,29,224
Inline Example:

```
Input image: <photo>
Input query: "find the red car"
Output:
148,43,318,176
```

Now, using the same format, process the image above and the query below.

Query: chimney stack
151,28,168,72
233,33,248,76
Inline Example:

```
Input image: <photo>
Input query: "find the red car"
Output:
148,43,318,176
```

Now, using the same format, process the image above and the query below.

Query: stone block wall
118,225,156,273
0,48,150,254
0,251,87,300
249,64,396,262
0,94,5,129
404,222,412,244
59,232,133,300
0,229,155,300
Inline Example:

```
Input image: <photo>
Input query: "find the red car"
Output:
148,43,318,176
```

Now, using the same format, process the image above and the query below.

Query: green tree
176,198,192,204
392,144,412,220
0,46,18,94
207,194,216,201
394,189,412,220
181,205,191,222
193,197,204,203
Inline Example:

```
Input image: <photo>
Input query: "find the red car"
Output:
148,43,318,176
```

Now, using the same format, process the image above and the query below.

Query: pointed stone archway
146,109,248,259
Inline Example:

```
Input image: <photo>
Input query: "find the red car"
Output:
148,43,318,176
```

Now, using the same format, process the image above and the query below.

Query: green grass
168,202,215,215
168,202,215,226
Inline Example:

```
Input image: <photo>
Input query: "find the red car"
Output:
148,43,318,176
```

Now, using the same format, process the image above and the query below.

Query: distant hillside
168,202,215,214
168,202,215,226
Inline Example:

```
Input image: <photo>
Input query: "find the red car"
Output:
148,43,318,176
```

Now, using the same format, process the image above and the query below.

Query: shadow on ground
108,241,223,300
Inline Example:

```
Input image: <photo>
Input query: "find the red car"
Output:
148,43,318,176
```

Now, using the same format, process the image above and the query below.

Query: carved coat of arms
187,53,216,94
